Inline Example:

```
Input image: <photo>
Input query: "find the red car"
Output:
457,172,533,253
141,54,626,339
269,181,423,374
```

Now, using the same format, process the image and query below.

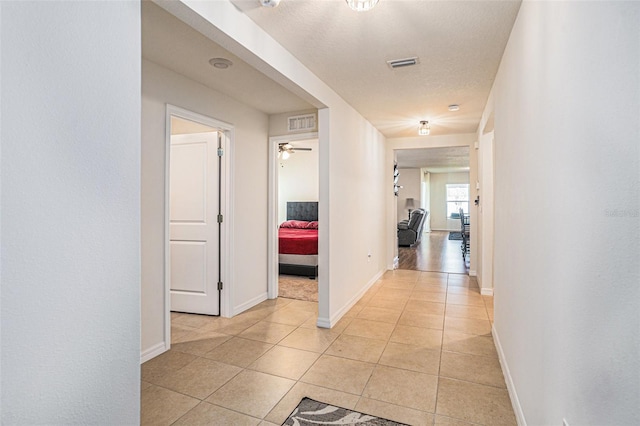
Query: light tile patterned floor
141,271,515,425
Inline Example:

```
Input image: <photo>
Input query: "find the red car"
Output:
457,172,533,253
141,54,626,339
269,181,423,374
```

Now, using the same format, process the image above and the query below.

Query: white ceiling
230,0,521,138
142,2,314,115
396,146,469,172
143,0,521,139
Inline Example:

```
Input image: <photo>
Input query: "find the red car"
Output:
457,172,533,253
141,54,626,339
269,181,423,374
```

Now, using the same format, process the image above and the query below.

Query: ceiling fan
278,143,312,160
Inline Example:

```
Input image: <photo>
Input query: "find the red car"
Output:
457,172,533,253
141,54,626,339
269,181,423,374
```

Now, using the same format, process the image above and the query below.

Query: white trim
163,105,235,350
469,270,477,277
140,341,168,364
233,292,268,316
163,106,172,351
267,132,319,301
316,268,384,328
267,138,279,299
492,324,527,426
316,317,332,329
220,129,235,318
481,287,494,296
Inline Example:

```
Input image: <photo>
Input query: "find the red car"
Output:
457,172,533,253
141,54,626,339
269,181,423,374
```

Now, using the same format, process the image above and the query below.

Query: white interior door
170,131,219,315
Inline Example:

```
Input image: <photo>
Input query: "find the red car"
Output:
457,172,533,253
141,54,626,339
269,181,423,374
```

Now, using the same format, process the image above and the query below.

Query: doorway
394,146,471,273
164,105,234,343
267,133,319,302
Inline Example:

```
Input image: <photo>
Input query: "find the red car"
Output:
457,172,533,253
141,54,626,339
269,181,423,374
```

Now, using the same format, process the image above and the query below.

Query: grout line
432,275,450,422
154,257,501,424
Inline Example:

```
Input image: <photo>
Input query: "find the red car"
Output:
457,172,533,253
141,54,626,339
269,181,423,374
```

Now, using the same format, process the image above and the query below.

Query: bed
279,202,318,278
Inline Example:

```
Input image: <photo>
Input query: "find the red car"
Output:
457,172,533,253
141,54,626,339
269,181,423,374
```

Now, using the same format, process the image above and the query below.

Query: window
446,184,469,219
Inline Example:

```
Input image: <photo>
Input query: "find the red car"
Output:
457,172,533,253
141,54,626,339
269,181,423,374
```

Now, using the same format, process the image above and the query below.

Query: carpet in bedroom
279,275,318,302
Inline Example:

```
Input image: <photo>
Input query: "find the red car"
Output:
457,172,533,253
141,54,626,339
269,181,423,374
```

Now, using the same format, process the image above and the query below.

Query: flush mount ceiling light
448,104,460,112
418,121,430,136
260,0,281,7
346,0,379,12
208,58,233,69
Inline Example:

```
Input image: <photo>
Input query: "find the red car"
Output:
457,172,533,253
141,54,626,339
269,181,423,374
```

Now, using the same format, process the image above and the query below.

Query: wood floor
398,231,469,274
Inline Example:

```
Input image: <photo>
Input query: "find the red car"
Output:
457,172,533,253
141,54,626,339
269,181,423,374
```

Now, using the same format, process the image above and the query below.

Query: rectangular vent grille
288,114,316,132
387,57,419,69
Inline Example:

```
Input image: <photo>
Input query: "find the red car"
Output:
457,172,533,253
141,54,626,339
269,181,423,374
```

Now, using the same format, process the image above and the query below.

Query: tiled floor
141,271,516,425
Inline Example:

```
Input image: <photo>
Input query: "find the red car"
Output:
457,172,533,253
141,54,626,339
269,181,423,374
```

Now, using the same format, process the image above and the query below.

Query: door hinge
217,147,224,157
217,214,223,223
217,281,223,290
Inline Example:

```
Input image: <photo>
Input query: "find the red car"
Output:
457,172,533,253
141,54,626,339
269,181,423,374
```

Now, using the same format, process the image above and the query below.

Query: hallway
398,231,469,274
141,269,514,425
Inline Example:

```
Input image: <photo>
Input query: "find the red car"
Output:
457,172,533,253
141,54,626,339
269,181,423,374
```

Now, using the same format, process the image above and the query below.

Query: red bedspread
279,228,318,255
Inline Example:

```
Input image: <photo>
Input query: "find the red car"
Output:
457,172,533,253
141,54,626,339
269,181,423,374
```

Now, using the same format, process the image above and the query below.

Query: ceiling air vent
387,57,419,69
288,113,317,132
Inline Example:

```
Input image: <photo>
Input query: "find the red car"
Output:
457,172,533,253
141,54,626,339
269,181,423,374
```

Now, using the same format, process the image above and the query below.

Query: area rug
283,397,408,426
448,232,463,240
279,275,318,302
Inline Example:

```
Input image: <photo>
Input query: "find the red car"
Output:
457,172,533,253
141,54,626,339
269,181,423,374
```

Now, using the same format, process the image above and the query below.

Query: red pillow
306,221,319,229
280,220,310,229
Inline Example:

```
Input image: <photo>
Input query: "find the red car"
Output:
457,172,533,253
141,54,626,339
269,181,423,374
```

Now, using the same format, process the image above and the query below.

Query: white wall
269,109,318,137
1,2,141,423
396,168,421,222
278,140,319,224
159,0,388,327
421,170,431,232
429,172,470,231
325,106,387,326
141,59,270,355
485,1,640,424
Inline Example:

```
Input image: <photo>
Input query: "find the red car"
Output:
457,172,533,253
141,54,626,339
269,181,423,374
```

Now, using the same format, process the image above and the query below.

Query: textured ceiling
142,2,314,115
230,0,521,138
396,146,469,171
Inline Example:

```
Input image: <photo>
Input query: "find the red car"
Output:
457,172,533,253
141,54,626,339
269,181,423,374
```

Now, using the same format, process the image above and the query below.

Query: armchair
398,208,427,247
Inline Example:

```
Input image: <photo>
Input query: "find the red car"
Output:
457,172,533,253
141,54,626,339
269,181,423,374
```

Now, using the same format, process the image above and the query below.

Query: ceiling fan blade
294,148,313,151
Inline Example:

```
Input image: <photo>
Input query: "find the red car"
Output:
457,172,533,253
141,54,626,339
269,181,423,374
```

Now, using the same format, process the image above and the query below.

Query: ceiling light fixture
208,58,233,69
260,0,281,7
278,142,312,160
346,0,379,12
418,121,430,136
448,104,460,112
278,143,292,159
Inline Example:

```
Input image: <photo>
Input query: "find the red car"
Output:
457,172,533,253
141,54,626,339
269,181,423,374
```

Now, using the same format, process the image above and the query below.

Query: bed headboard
287,202,318,222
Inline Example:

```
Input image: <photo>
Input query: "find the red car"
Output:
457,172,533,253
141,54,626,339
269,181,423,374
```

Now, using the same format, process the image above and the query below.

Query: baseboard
481,287,493,296
318,269,385,329
492,324,527,426
140,341,169,364
233,292,268,316
469,270,477,277
316,316,331,328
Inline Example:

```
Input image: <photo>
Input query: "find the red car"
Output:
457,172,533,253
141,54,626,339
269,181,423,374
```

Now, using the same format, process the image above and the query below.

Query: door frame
267,132,318,299
164,104,234,346
478,130,495,295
